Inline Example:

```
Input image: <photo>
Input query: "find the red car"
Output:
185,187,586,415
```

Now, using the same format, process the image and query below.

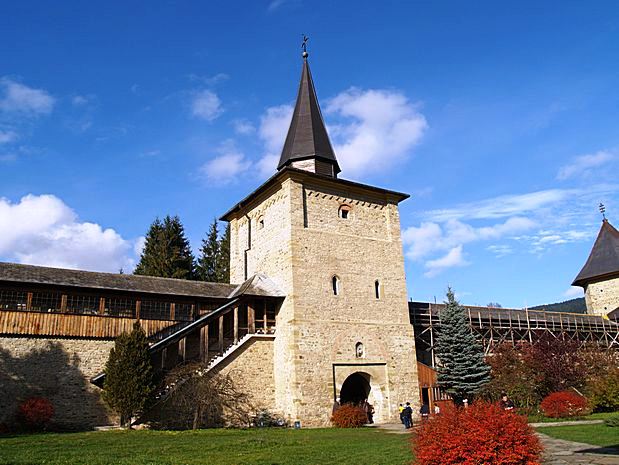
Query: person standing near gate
402,402,413,429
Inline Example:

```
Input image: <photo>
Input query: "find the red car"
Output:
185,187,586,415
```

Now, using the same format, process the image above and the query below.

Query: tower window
257,216,264,229
375,280,381,299
332,275,341,296
338,204,351,219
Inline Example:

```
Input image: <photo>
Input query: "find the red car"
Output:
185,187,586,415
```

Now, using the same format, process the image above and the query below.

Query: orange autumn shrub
414,402,542,465
331,404,367,428
540,391,588,418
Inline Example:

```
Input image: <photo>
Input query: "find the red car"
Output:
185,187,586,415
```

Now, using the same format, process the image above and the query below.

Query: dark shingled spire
277,53,340,176
573,219,619,287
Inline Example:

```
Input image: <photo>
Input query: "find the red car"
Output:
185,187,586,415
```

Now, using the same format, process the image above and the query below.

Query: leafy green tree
102,322,154,427
216,223,230,283
435,289,490,403
196,219,219,282
134,215,195,279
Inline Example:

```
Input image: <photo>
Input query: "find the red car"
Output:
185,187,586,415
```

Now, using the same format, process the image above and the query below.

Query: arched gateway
340,372,371,405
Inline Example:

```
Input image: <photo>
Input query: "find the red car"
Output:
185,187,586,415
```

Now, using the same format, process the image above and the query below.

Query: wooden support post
136,300,141,320
26,292,33,311
178,337,186,362
200,324,209,362
161,348,167,370
170,303,176,321
263,300,268,332
219,315,224,354
60,294,67,312
98,297,105,315
248,302,255,333
233,306,239,343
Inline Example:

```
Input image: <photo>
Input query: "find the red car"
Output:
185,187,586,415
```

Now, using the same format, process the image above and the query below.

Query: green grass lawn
0,428,413,465
528,411,618,423
536,423,619,449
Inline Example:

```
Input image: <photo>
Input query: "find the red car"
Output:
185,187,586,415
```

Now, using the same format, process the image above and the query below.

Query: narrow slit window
338,205,351,219
332,276,340,296
258,216,264,229
375,280,381,299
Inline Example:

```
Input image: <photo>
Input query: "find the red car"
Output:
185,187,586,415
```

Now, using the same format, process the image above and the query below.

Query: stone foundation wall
585,276,619,316
212,337,276,415
0,336,114,430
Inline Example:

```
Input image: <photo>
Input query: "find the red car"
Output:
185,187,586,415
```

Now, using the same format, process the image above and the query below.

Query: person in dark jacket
420,403,430,422
402,402,413,428
500,393,515,411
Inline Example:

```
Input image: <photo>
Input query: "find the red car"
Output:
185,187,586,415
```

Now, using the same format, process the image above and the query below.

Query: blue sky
1,1,619,308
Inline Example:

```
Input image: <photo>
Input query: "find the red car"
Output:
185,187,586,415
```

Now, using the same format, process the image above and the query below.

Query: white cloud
0,130,17,144
325,88,427,177
189,73,229,86
191,90,223,121
71,95,89,106
256,104,293,177
424,246,469,277
199,141,251,184
252,88,427,178
564,286,584,298
486,244,513,257
403,183,619,277
0,78,55,116
557,150,616,181
403,217,536,261
426,189,572,222
0,194,136,272
232,119,256,135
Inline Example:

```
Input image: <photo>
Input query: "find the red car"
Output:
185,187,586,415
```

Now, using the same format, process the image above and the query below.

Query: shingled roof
277,55,340,175
573,219,619,287
0,262,239,299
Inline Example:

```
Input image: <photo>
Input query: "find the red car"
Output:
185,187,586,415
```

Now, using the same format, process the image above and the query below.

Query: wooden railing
0,310,176,339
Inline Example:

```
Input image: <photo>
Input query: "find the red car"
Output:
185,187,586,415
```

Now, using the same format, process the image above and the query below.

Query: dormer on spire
277,45,340,177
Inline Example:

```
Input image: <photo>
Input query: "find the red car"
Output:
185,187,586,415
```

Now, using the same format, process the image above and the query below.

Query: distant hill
531,297,586,314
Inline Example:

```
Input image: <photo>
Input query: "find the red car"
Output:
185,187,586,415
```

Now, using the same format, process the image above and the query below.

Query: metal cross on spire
599,202,606,220
301,34,309,58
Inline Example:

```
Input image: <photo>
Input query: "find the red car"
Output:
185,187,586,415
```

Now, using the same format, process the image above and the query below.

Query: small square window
338,205,351,219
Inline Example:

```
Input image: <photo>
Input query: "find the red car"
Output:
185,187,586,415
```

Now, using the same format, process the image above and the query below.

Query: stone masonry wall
228,179,299,420
289,180,419,426
211,337,276,418
0,336,114,430
585,276,619,316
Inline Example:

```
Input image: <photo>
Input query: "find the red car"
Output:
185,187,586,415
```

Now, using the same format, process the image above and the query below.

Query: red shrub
18,397,54,430
540,391,588,418
414,402,542,465
331,404,368,428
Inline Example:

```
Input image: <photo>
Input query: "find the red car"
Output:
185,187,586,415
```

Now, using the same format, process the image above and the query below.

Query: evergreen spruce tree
102,322,154,427
196,219,220,282
215,223,230,283
435,288,490,403
134,215,195,279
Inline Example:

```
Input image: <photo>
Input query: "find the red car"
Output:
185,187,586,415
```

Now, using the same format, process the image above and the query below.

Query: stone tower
221,51,419,426
573,218,619,316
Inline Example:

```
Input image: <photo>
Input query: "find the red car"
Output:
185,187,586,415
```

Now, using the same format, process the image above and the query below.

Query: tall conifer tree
196,219,220,282
102,322,154,427
216,223,230,283
134,215,195,279
435,288,490,403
